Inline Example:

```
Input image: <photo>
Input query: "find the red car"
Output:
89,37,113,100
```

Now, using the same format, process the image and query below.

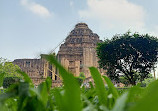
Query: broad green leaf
89,67,108,106
103,75,119,99
0,84,19,101
42,54,82,111
17,82,30,111
82,95,98,111
85,88,96,102
99,105,109,111
45,77,52,92
112,92,128,111
129,80,158,111
16,70,33,86
89,81,94,89
37,81,48,107
53,88,65,111
27,77,52,108
127,84,144,103
0,98,17,111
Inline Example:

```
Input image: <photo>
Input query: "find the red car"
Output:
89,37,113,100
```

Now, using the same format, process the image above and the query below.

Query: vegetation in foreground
0,55,158,111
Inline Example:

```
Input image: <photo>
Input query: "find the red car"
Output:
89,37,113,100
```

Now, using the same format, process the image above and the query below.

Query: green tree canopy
97,32,158,85
0,58,22,88
0,58,21,78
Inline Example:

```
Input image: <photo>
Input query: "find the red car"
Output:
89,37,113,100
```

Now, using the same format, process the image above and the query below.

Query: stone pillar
61,57,69,70
52,64,56,80
75,60,80,76
44,62,49,78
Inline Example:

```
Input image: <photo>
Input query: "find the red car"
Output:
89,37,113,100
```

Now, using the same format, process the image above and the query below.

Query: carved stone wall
58,23,102,78
13,23,103,87
13,59,46,85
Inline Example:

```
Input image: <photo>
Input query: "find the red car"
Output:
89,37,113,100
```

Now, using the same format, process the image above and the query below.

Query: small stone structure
13,23,103,87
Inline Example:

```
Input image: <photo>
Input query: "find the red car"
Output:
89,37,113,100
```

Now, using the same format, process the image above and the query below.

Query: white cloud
79,0,146,32
70,1,74,7
21,0,52,18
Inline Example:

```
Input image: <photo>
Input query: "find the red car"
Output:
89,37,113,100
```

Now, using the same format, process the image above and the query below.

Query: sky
1,0,158,62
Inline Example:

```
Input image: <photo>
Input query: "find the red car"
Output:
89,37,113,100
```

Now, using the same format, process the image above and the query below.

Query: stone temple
58,23,102,78
13,23,102,86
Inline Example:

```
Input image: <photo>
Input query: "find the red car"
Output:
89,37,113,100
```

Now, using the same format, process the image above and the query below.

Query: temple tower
57,23,101,78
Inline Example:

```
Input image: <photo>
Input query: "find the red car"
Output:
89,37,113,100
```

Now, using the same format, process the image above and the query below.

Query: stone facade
13,59,45,85
58,23,102,78
13,23,103,86
13,58,57,86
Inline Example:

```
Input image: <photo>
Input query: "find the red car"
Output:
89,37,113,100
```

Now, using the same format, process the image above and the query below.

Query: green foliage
0,58,23,88
103,76,119,99
140,74,155,87
43,54,82,111
75,72,86,86
0,74,52,111
129,80,158,111
3,77,20,88
0,58,21,78
97,32,158,85
17,70,33,85
0,55,158,111
0,73,5,87
112,92,128,111
89,67,108,106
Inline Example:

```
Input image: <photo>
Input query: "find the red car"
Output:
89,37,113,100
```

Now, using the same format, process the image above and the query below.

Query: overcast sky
1,0,158,61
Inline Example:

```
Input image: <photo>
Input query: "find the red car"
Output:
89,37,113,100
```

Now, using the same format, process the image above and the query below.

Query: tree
97,32,158,85
0,58,22,88
140,74,155,87
0,58,21,78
